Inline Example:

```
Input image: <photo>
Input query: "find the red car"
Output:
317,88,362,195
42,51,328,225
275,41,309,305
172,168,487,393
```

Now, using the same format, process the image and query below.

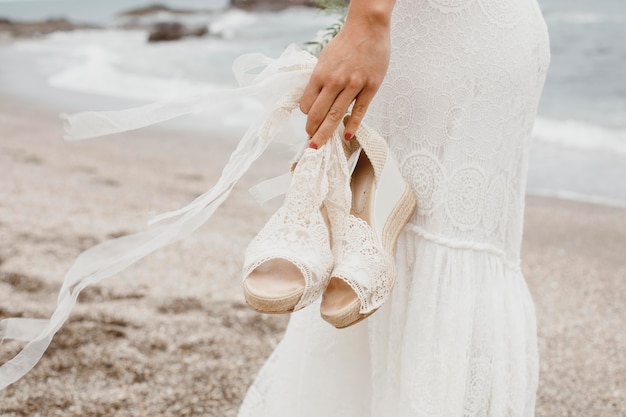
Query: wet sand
0,99,624,416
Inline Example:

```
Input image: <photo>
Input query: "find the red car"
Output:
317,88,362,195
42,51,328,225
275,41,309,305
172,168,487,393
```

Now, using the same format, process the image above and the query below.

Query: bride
238,0,550,416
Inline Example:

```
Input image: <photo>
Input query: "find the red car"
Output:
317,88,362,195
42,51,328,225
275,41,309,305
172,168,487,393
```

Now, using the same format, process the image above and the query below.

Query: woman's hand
300,2,394,148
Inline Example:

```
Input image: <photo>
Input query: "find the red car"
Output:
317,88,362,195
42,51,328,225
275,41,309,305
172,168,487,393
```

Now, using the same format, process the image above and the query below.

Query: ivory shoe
320,122,417,328
242,144,334,314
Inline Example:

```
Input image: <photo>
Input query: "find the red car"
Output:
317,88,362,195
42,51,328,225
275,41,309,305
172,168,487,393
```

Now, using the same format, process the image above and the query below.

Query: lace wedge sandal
320,123,417,328
242,145,334,314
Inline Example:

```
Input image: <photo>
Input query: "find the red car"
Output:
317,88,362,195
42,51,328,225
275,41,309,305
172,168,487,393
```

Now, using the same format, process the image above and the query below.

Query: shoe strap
352,122,388,188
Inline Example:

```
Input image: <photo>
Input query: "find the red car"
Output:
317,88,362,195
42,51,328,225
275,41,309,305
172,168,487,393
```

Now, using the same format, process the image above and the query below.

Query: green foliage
304,0,348,56
304,15,345,57
313,0,349,14
304,0,347,56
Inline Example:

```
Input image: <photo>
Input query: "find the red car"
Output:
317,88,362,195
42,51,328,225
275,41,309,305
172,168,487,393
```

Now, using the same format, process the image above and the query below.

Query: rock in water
0,18,100,38
148,22,208,42
118,4,200,17
230,0,319,11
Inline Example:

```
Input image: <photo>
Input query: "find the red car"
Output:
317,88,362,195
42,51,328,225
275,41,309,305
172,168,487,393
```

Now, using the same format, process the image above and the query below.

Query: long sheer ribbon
0,44,318,390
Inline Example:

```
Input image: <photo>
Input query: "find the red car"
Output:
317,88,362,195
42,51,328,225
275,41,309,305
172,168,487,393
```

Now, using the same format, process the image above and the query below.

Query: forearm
344,0,396,28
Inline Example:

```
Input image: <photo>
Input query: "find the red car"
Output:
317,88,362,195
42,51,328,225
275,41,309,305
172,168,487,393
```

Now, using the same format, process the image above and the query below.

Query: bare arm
300,0,395,148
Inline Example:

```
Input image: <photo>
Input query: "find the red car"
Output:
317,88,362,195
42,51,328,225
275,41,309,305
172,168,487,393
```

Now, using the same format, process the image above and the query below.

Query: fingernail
309,142,318,149
344,132,352,141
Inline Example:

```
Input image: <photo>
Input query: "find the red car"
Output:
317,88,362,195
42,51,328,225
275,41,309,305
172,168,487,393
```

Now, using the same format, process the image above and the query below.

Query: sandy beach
0,98,624,416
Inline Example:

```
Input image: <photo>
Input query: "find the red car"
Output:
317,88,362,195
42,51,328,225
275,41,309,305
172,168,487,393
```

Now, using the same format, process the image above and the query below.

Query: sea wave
209,9,257,38
11,21,626,157
13,30,218,101
0,0,55,2
9,7,335,100
527,188,626,210
532,117,626,155
48,45,218,101
545,11,625,24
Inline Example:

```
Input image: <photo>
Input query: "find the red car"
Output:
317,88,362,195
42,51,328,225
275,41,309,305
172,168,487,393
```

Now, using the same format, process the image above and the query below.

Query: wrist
345,0,395,29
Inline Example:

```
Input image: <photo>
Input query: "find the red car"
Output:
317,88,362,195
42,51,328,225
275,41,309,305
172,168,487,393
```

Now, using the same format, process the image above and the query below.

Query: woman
238,0,551,416
0,1,550,413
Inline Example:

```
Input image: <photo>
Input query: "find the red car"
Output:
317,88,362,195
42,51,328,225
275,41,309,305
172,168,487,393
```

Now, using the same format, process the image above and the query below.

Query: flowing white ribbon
248,172,294,205
0,44,318,390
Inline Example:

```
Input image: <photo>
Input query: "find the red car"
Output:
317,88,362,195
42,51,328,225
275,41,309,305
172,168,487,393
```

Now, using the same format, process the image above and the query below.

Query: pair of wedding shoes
242,120,416,328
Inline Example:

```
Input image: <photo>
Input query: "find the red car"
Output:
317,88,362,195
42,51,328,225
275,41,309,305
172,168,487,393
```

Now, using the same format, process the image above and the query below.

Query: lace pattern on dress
367,0,551,263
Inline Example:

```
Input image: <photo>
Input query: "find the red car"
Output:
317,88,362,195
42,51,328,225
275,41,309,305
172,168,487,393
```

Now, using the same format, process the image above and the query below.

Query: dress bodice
368,0,551,264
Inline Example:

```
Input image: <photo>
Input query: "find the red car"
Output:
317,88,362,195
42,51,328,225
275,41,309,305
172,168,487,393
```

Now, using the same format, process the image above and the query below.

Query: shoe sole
242,281,303,314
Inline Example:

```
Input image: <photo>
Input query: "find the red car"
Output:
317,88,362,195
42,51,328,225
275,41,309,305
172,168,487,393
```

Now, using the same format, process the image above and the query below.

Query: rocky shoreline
0,17,100,39
230,0,318,11
0,1,324,41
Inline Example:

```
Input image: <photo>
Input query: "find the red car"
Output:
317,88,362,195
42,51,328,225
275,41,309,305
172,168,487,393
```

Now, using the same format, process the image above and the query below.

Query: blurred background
0,0,625,206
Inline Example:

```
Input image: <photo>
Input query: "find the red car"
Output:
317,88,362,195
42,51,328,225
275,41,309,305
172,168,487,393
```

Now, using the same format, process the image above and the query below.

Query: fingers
299,76,320,117
299,21,390,149
343,89,376,140
301,68,346,142
305,86,376,150
307,85,361,149
303,85,341,141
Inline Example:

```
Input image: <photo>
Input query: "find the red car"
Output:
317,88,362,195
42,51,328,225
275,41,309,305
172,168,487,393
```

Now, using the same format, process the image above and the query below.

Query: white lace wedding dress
237,1,551,416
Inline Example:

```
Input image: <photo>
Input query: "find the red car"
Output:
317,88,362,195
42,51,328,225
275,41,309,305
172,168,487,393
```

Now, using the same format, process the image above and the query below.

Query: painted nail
309,142,318,149
344,132,352,141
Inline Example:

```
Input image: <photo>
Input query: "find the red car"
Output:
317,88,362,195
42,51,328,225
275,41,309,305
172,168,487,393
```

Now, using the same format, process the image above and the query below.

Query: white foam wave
49,45,217,101
532,117,626,155
14,30,222,101
209,9,257,39
528,188,626,210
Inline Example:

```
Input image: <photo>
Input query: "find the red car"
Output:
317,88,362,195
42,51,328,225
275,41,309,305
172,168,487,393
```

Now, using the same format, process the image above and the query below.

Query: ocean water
530,0,626,206
539,0,626,129
0,0,625,206
0,0,229,23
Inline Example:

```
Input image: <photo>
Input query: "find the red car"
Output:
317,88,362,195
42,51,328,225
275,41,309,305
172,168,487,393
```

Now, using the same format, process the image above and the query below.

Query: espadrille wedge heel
242,144,335,314
320,122,417,328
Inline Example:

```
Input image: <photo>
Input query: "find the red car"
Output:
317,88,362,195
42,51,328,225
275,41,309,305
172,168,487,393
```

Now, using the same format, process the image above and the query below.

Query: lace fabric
323,130,395,315
243,144,335,311
329,215,392,314
0,0,551,412
370,0,551,260
238,0,550,416
240,239,538,417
